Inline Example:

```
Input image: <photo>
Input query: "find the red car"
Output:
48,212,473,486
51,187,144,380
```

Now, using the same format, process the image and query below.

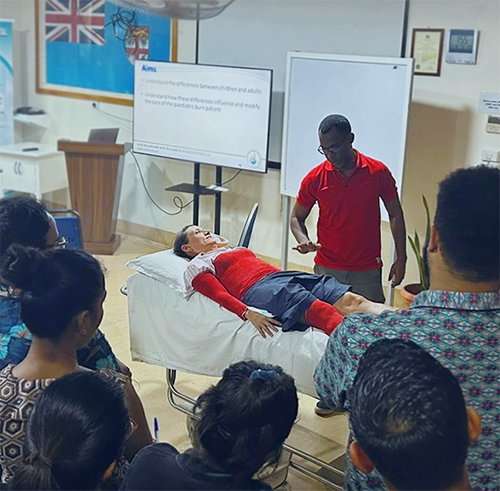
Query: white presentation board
281,52,414,221
199,0,406,162
133,61,272,173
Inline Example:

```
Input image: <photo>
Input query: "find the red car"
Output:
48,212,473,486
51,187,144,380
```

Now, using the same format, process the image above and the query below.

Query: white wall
399,0,500,284
2,0,499,287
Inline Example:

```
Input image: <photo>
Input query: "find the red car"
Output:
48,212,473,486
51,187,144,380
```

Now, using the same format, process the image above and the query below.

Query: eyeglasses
317,133,350,155
126,419,138,442
47,237,68,249
118,419,138,454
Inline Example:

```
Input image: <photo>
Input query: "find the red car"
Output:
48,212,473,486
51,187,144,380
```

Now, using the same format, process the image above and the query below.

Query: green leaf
422,195,431,289
408,234,425,287
423,195,431,247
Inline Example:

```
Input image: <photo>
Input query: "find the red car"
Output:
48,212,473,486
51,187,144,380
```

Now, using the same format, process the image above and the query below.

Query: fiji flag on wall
45,0,171,95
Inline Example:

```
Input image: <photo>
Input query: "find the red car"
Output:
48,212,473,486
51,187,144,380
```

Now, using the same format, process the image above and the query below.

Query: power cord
130,150,194,216
220,170,242,186
93,106,132,124
130,152,243,216
94,110,132,134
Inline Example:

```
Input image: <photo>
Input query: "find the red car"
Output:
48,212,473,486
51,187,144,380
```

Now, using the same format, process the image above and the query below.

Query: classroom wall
2,0,499,287
400,0,500,285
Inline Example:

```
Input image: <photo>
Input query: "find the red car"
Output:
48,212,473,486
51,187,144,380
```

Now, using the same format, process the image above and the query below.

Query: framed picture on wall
410,28,444,77
35,0,178,105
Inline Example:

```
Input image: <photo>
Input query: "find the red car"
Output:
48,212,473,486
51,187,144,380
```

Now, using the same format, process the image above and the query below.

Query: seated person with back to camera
0,245,152,485
0,196,127,375
349,338,481,491
174,225,391,338
315,165,500,489
121,360,298,491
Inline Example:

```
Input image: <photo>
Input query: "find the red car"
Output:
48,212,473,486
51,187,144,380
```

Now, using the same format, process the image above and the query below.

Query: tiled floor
97,235,348,490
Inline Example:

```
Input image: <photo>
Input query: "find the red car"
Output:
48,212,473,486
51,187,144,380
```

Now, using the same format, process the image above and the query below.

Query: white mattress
127,272,328,398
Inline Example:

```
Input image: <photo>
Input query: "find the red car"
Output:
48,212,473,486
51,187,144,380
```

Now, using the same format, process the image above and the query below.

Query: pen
154,417,159,442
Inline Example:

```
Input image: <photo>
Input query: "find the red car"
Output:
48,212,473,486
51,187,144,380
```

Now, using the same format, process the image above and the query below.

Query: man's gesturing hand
388,258,406,287
245,310,281,339
292,241,322,254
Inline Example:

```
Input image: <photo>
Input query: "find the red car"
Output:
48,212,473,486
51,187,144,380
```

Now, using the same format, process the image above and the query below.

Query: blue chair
237,203,259,248
49,209,84,250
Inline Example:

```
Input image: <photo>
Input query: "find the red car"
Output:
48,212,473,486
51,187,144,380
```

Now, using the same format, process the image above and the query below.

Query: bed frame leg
165,368,344,489
166,368,196,416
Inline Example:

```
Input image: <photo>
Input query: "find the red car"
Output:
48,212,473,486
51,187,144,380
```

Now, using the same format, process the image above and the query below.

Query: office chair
49,209,83,250
237,203,259,248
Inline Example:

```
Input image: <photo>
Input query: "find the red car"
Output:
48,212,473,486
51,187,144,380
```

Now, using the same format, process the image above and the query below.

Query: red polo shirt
296,150,398,271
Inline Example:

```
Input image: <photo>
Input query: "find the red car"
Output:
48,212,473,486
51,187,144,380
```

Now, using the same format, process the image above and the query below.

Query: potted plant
401,195,431,308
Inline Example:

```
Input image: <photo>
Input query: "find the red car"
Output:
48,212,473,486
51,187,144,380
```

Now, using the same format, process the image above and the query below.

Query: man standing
290,114,407,302
315,165,500,490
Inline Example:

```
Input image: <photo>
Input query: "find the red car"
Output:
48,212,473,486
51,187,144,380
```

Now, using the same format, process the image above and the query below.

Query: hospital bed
127,251,345,489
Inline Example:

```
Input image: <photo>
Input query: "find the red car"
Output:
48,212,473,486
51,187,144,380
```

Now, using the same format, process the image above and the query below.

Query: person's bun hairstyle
0,245,105,339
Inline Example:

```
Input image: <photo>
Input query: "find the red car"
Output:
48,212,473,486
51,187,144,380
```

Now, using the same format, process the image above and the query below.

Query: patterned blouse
314,290,500,491
0,365,128,484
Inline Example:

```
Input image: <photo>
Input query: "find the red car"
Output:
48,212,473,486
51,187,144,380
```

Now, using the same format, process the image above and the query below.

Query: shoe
315,400,345,417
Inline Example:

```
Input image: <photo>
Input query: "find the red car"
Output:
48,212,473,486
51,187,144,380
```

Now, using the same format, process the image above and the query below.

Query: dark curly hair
0,197,52,256
191,360,298,481
0,245,105,339
350,339,469,491
434,165,499,282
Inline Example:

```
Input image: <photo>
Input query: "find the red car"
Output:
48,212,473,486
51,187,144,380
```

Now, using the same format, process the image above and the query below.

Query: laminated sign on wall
0,19,14,146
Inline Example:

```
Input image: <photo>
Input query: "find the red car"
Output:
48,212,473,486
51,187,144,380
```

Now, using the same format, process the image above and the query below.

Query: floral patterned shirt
314,290,500,491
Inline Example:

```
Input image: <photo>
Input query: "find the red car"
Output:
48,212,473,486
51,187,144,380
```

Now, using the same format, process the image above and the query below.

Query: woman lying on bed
174,225,391,338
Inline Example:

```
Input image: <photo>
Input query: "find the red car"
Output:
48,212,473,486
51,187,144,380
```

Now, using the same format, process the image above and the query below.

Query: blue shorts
242,271,350,332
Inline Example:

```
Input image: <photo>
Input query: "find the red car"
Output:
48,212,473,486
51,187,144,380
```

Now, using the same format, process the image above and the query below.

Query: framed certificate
411,28,445,77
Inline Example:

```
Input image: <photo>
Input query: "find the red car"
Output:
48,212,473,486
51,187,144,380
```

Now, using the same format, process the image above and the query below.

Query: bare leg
333,291,396,316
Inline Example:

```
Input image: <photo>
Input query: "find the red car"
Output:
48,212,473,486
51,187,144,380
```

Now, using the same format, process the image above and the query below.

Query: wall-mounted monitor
133,61,273,173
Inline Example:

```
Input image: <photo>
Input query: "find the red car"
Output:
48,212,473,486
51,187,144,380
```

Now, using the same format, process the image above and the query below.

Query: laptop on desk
88,128,119,144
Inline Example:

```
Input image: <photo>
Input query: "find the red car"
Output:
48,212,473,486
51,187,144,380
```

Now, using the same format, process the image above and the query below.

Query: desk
0,142,68,199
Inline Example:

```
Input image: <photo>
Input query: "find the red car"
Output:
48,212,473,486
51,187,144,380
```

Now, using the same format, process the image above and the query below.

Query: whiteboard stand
279,52,413,307
281,195,291,270
386,242,396,306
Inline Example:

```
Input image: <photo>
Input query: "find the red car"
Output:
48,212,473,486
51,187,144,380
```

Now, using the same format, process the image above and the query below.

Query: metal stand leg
165,368,344,489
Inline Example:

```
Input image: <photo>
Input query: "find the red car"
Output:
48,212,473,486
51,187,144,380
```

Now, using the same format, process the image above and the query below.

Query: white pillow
126,249,189,296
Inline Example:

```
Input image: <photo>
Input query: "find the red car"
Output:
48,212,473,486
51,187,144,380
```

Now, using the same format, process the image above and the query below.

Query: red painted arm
192,272,247,319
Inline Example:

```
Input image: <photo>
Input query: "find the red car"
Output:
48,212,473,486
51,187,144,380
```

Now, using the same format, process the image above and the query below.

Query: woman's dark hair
173,224,194,259
0,245,105,339
191,360,298,479
0,197,52,256
9,371,130,491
